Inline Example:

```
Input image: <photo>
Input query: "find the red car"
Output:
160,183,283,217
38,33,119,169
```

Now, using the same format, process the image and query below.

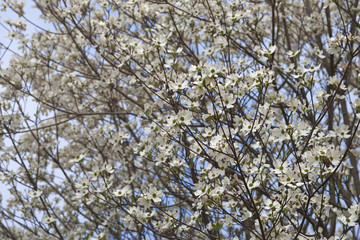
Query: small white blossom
43,217,56,224
28,190,43,198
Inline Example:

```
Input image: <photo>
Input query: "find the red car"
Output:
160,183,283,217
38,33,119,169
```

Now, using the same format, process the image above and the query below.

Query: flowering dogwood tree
1,0,360,239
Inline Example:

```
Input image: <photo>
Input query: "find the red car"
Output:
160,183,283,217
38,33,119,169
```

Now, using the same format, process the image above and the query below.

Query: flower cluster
1,0,360,239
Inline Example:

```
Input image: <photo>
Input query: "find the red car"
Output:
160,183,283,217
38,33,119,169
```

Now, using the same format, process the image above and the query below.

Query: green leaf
211,222,223,231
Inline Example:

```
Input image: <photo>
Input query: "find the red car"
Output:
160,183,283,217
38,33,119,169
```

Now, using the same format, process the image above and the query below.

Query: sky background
0,0,49,205
0,1,53,66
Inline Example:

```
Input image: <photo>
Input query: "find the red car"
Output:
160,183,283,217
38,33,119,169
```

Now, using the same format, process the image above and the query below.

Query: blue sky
0,0,50,67
0,0,47,205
